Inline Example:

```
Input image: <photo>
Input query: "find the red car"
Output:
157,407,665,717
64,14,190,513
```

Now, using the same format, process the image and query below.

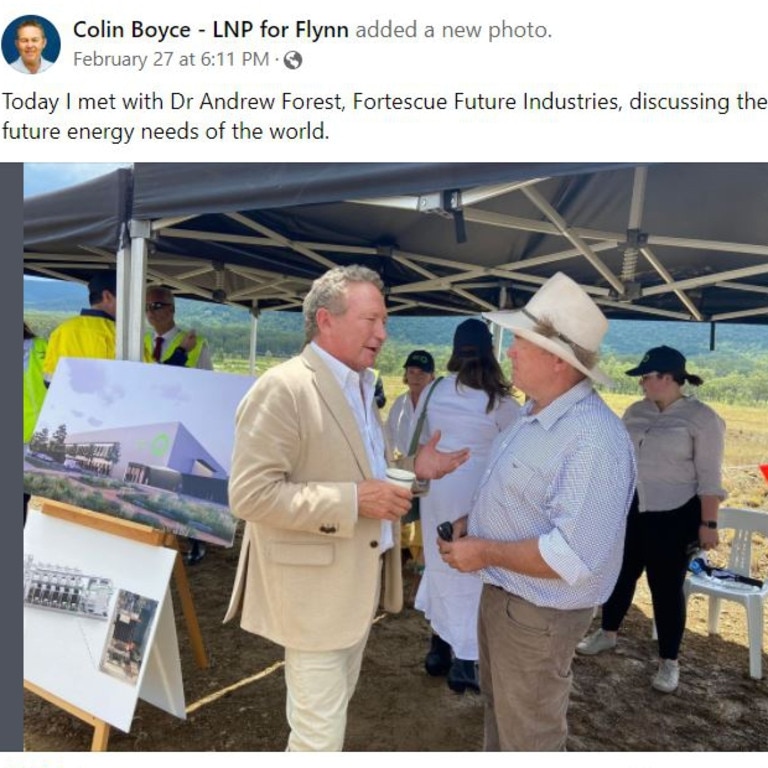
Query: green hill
23,277,768,404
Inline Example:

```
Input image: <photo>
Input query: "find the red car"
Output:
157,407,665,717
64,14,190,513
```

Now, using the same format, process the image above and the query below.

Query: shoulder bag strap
407,376,443,456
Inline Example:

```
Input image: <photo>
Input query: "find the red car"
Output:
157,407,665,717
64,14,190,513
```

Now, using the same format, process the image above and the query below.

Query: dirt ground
23,523,768,753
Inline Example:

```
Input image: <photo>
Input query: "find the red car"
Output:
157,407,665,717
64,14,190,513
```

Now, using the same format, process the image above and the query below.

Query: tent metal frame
24,163,768,370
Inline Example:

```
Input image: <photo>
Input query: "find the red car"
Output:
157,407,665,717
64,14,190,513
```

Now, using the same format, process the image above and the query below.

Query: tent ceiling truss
23,167,768,324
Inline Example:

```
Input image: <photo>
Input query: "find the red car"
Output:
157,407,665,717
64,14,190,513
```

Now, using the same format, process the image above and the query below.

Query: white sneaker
651,659,679,693
575,628,617,656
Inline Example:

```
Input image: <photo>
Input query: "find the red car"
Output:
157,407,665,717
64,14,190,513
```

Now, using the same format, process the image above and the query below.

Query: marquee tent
24,162,768,360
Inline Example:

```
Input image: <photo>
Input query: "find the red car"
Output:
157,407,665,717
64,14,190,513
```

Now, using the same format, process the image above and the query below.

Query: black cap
88,271,117,296
625,345,687,376
453,318,492,355
403,350,435,373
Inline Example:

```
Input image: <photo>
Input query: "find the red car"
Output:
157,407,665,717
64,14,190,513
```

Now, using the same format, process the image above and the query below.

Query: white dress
385,391,418,457
414,375,520,660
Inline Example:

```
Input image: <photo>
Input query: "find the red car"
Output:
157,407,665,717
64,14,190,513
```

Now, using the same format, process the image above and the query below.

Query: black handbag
401,377,443,524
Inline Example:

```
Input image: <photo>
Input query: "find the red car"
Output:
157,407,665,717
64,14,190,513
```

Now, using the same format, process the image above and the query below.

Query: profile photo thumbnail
2,14,60,74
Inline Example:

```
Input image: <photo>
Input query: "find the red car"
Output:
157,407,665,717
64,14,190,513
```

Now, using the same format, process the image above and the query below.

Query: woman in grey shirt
576,346,726,694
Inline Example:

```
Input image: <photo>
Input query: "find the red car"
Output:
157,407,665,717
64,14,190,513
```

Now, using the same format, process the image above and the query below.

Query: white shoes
577,630,680,693
575,628,617,656
651,659,679,693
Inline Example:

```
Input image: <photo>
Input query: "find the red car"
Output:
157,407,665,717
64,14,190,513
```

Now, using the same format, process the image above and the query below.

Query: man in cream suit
226,265,469,751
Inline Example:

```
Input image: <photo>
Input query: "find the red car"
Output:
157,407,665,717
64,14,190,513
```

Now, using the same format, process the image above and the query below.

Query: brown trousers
478,584,593,751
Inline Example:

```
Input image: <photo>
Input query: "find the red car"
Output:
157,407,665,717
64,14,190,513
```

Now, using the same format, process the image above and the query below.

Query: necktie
152,336,164,362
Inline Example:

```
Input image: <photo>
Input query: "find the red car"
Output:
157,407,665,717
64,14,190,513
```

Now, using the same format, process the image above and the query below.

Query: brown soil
23,528,768,753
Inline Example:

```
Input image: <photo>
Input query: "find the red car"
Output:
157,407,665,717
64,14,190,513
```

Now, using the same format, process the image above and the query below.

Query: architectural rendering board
24,508,182,732
24,358,254,547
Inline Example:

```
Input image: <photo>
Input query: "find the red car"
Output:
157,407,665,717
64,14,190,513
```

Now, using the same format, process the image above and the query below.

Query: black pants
601,494,701,660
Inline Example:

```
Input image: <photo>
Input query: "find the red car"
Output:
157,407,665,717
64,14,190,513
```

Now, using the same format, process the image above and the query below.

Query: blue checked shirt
468,379,637,609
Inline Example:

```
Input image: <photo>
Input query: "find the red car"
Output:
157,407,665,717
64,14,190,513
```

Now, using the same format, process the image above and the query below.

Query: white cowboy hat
483,272,613,387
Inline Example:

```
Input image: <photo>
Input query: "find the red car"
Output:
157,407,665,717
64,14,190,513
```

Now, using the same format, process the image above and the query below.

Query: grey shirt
622,395,726,512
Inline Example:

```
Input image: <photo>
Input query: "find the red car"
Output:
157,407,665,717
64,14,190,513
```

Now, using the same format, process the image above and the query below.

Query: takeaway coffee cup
385,467,416,490
385,467,430,497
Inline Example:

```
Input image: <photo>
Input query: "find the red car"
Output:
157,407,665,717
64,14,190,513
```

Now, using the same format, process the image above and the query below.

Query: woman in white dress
415,319,520,693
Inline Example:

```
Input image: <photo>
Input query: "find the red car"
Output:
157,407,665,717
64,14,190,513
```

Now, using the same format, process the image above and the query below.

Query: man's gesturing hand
414,430,470,480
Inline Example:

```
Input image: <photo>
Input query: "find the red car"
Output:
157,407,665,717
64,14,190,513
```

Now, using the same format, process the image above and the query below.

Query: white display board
23,508,184,732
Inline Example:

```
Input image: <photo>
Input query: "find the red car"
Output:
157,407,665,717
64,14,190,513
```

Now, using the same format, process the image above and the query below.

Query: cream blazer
224,345,402,651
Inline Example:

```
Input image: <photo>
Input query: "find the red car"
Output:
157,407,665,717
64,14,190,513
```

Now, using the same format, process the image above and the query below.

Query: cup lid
386,467,415,481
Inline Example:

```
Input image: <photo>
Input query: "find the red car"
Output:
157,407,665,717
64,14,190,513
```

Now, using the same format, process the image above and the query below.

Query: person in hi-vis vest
24,322,47,445
144,286,213,370
24,321,47,526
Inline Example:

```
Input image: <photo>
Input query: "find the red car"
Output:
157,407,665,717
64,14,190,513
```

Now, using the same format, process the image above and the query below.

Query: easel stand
24,680,111,751
24,499,209,751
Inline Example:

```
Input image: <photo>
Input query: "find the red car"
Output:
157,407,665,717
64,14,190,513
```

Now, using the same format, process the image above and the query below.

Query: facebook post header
1,0,767,161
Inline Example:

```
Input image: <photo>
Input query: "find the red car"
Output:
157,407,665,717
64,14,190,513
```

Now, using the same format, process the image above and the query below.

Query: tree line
24,311,768,405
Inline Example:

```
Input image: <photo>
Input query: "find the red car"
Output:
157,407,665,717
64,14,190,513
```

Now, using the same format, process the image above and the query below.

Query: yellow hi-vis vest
43,310,116,379
144,329,206,368
24,336,47,443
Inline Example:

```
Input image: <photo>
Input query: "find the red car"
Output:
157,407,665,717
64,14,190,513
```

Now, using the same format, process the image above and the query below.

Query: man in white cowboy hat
438,272,636,751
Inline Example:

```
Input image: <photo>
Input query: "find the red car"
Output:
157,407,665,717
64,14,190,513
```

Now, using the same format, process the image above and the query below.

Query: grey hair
303,265,384,343
533,316,599,371
146,285,175,306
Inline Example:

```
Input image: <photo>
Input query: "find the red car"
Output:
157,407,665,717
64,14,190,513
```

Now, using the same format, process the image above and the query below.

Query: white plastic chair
684,507,768,679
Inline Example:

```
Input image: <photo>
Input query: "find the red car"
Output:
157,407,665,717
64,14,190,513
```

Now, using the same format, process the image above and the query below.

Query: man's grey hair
146,285,175,306
303,265,384,343
533,316,599,371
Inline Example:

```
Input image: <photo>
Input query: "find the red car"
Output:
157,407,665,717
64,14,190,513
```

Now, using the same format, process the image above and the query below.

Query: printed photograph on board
23,554,114,619
99,590,159,686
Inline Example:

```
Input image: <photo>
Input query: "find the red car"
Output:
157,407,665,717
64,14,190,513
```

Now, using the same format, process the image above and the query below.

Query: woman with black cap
385,350,436,459
415,319,520,693
577,345,726,694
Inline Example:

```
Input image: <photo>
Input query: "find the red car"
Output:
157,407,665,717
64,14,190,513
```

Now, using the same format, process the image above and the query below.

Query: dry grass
383,378,768,512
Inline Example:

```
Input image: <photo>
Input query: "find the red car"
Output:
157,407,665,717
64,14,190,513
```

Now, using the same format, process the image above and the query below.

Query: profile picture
2,15,60,74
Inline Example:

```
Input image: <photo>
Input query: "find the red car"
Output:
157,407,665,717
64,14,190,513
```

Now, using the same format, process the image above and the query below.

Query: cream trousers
284,627,371,752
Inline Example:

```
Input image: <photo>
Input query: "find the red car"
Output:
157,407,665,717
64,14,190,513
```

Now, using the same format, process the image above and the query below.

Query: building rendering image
62,420,229,505
24,358,253,547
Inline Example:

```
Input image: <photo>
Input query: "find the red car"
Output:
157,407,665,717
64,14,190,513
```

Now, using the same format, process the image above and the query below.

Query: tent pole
114,242,130,362
492,285,508,362
121,220,149,362
249,302,260,376
115,221,149,362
